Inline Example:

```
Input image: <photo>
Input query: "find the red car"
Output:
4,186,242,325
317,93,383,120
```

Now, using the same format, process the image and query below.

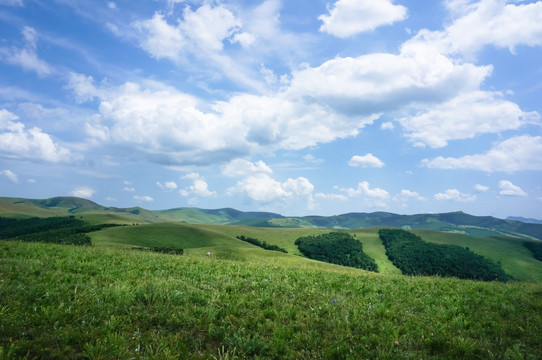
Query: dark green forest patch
295,232,378,272
0,216,120,246
379,229,509,281
524,241,542,262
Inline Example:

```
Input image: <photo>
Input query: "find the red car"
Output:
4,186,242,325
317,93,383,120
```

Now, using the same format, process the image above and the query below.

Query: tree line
379,229,509,281
295,232,378,272
236,235,288,253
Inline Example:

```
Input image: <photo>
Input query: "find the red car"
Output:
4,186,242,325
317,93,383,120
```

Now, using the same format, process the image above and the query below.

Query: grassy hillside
88,222,542,282
1,241,541,359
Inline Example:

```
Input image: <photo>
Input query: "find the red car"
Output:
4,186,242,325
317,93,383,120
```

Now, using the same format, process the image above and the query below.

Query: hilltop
1,196,541,240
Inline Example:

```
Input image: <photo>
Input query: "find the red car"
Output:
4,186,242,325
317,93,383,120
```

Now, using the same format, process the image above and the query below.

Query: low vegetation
1,241,541,359
132,246,184,255
379,229,509,281
235,235,288,253
295,232,378,272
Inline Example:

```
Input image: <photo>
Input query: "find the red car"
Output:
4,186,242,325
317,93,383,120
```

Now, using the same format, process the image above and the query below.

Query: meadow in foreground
1,241,542,359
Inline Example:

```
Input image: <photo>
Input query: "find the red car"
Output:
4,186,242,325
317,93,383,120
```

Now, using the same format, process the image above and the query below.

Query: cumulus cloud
410,0,542,58
222,159,272,177
337,181,389,207
0,27,52,76
287,41,491,117
1,169,18,183
134,4,241,58
423,135,542,172
180,173,216,198
348,153,385,168
474,184,489,193
0,109,73,162
227,173,315,209
393,189,426,203
133,195,154,202
498,180,526,196
434,189,476,202
70,187,96,198
318,0,407,37
400,91,539,148
156,181,178,190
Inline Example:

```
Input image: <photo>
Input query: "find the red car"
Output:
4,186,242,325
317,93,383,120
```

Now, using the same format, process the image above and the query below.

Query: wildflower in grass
332,300,336,304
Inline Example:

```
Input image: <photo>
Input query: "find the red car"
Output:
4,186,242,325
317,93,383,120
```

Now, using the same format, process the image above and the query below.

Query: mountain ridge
1,196,541,240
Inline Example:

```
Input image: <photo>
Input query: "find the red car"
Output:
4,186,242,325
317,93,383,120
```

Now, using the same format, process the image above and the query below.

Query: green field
2,199,542,358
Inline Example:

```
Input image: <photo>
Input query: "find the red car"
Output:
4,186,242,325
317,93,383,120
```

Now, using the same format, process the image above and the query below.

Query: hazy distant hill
508,216,542,224
1,196,541,240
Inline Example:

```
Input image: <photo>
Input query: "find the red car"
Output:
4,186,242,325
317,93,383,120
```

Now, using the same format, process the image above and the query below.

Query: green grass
1,241,541,359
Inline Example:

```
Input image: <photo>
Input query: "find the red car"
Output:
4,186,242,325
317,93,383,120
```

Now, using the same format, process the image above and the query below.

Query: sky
1,0,541,218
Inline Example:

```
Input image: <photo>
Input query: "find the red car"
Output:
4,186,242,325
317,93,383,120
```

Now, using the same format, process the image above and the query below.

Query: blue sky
1,0,541,218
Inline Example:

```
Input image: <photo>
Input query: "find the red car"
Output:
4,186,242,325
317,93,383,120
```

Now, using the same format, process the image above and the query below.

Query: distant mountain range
1,196,541,240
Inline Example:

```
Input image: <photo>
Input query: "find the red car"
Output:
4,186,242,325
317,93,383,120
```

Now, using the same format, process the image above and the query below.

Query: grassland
2,202,542,359
1,240,542,359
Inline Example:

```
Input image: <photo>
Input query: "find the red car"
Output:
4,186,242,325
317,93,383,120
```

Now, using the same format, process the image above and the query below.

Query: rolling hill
1,196,541,240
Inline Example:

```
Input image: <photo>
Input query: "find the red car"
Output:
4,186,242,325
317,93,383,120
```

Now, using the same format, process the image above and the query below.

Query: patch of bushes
295,232,378,272
523,241,542,261
132,246,184,255
379,229,509,281
236,235,288,253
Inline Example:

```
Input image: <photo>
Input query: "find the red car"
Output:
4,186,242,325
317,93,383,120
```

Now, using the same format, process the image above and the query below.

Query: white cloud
222,159,272,177
1,169,18,183
411,0,542,58
70,187,96,198
499,180,527,196
288,42,491,117
0,109,73,162
381,121,394,130
180,173,216,197
303,154,324,164
434,189,476,202
474,184,489,193
156,181,178,190
318,0,407,38
423,135,542,172
122,187,135,192
348,153,385,168
134,195,154,202
337,181,389,207
400,91,539,148
68,35,506,167
134,4,241,59
0,27,52,76
107,2,117,10
227,173,315,209
393,189,426,203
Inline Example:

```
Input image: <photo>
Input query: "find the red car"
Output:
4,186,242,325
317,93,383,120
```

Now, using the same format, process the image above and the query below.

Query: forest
524,241,542,261
0,216,119,245
379,229,509,281
295,232,378,272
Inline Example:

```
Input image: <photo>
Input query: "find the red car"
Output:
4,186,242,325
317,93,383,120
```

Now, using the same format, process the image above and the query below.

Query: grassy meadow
2,211,542,359
1,240,542,359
